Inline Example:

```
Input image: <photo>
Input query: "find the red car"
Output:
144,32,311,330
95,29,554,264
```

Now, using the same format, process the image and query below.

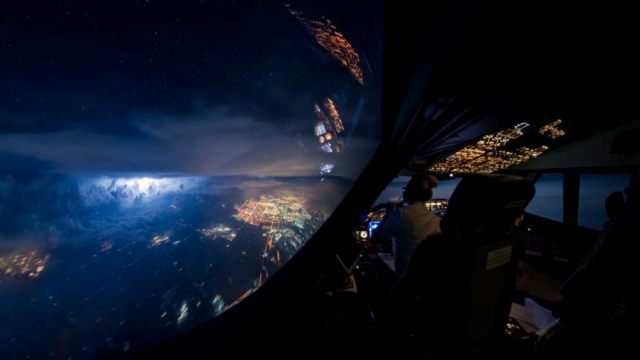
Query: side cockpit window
578,173,631,230
528,173,563,222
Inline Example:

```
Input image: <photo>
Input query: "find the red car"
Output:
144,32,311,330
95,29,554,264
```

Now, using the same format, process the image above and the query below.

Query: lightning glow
79,176,199,206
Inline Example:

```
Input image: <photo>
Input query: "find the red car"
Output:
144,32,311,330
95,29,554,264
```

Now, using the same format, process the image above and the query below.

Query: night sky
1,0,383,177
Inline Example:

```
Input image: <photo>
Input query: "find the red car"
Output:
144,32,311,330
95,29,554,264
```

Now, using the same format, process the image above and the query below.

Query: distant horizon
0,171,359,181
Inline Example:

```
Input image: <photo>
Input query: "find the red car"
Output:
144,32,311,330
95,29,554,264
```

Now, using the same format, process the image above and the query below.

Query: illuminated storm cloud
429,120,567,175
80,176,198,207
287,4,364,85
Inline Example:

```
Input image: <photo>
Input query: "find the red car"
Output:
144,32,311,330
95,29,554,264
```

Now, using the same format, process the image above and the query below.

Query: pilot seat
381,174,535,358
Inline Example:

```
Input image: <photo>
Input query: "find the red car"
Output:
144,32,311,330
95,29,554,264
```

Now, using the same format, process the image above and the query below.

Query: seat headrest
442,174,535,238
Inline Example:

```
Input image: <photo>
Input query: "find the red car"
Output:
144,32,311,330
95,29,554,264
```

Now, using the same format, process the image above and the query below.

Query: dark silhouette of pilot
381,174,534,358
380,174,440,275
561,189,632,318
545,173,638,355
566,191,625,275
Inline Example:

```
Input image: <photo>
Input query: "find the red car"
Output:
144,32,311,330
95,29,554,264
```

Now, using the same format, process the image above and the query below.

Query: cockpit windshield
0,1,382,358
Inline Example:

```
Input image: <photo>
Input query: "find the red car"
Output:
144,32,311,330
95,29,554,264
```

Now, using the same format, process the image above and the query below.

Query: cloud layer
0,107,379,177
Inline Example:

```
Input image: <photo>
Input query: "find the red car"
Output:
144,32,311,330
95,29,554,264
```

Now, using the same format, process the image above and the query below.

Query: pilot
381,174,535,358
550,172,639,354
567,191,625,274
380,173,440,275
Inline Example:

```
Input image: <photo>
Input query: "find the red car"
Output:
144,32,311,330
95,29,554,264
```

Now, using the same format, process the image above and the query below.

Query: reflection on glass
429,120,566,175
287,5,365,85
374,176,461,206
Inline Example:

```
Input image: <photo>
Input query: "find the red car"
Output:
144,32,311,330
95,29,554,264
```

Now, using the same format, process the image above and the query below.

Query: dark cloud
0,174,87,244
0,106,379,177
0,151,52,174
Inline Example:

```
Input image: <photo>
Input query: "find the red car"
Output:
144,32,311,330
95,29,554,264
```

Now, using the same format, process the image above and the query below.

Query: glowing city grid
0,250,49,279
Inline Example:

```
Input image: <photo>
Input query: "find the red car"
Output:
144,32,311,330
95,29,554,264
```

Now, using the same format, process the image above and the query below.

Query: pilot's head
403,174,438,203
441,174,535,239
605,191,626,223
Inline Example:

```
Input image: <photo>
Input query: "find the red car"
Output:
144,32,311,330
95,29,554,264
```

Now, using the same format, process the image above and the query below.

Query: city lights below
233,194,311,230
199,225,237,242
150,233,171,247
226,289,257,312
233,193,325,299
0,250,50,279
176,301,189,326
211,294,226,316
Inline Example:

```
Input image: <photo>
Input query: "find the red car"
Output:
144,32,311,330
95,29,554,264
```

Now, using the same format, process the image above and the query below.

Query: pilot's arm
380,210,401,252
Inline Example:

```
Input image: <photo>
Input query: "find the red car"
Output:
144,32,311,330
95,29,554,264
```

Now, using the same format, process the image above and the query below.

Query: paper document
510,298,559,336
